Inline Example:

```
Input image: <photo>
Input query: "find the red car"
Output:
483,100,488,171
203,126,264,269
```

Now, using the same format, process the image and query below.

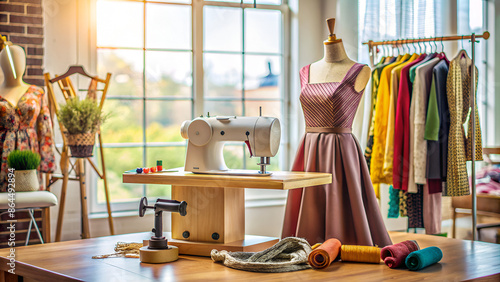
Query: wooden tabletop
123,170,332,190
1,232,499,281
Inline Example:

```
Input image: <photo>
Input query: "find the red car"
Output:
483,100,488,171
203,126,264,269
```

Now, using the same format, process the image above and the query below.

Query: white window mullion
193,0,204,116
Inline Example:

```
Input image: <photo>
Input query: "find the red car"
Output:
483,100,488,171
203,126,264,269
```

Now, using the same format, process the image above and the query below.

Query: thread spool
308,238,342,269
340,245,381,264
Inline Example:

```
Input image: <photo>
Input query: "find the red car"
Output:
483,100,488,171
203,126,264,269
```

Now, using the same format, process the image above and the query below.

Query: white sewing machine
180,116,281,176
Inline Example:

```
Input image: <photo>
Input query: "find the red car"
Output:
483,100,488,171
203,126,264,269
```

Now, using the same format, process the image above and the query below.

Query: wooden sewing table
122,170,332,256
1,232,499,281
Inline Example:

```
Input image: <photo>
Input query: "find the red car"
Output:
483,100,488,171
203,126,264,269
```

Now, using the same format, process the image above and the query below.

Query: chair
0,191,58,245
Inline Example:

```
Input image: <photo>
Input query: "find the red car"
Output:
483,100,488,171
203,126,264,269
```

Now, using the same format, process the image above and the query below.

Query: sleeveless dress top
0,85,56,191
282,63,392,247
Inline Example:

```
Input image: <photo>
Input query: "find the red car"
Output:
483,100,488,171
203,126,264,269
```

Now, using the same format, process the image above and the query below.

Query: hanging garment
282,63,392,247
407,184,424,228
423,181,442,234
446,51,482,196
409,53,437,83
365,58,396,168
410,58,443,233
383,53,419,181
408,57,440,192
0,86,56,191
393,54,426,191
365,59,393,197
424,60,449,192
371,55,406,185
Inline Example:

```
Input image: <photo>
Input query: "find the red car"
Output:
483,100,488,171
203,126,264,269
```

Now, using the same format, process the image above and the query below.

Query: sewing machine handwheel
139,197,148,217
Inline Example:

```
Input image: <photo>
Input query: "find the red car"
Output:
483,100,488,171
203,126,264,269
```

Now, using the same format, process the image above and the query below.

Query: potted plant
7,150,41,191
57,97,107,158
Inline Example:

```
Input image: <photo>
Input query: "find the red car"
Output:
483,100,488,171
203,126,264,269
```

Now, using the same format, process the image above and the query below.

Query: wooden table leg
1,270,19,282
78,159,90,239
98,132,114,235
43,173,51,243
55,152,69,242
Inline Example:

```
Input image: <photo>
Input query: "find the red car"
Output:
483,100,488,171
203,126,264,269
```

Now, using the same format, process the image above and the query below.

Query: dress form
0,44,31,106
309,18,370,92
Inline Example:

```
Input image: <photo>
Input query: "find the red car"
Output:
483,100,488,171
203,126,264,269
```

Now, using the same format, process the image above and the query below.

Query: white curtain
355,0,441,148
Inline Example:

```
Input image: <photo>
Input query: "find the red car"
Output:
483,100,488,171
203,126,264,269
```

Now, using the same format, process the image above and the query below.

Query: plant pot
66,132,96,158
14,170,39,192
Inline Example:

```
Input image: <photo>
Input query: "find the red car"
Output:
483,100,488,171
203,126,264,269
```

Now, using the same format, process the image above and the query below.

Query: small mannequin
0,44,31,106
309,18,371,92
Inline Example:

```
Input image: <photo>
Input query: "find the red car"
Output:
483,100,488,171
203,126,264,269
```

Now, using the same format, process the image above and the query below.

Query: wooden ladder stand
43,68,114,241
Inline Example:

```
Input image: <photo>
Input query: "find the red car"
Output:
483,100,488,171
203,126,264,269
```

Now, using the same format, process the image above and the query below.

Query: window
92,0,288,213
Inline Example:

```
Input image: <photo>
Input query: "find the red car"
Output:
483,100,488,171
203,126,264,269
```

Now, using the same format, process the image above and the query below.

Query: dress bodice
0,85,56,192
299,63,366,129
0,85,43,131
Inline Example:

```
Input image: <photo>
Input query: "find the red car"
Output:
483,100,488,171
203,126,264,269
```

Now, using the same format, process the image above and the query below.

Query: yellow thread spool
340,245,381,264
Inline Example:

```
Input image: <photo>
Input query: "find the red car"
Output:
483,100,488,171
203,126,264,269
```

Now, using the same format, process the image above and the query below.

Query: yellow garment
370,55,405,185
382,53,419,180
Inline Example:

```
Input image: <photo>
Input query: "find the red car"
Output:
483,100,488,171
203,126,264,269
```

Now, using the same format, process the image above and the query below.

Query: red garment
393,55,426,190
381,240,420,268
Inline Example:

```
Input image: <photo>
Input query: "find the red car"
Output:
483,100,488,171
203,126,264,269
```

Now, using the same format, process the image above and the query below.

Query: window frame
89,0,291,214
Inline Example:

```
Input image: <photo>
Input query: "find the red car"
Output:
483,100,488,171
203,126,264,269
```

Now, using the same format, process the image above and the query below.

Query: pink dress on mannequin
282,63,392,247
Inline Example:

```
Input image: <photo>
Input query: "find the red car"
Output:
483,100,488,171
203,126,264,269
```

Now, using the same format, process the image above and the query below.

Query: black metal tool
139,197,188,249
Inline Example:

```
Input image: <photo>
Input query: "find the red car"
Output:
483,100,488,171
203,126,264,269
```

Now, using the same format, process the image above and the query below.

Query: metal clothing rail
362,31,490,241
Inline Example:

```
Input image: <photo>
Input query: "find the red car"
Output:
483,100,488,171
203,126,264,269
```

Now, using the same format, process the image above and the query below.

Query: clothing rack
362,31,490,241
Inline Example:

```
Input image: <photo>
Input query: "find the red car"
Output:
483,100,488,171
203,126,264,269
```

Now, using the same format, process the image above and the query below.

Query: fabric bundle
211,237,312,273
380,240,420,268
405,246,443,271
308,238,341,269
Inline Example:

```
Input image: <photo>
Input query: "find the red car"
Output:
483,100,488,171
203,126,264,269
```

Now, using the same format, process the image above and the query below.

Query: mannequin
308,18,371,92
0,42,56,192
0,44,31,105
282,18,392,247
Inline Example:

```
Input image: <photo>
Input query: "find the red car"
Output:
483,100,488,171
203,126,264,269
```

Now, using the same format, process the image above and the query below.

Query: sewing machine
180,116,281,176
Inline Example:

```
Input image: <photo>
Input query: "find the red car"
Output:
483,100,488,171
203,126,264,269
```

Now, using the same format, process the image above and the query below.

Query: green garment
424,75,439,141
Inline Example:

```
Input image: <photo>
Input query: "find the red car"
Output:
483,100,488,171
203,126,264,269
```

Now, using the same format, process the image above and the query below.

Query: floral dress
0,85,56,192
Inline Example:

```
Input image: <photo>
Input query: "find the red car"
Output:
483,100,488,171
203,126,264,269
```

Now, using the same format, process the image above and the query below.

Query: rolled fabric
380,240,420,268
308,238,341,269
405,246,443,271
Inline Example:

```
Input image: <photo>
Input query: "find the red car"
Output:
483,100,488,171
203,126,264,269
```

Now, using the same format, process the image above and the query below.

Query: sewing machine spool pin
258,156,271,174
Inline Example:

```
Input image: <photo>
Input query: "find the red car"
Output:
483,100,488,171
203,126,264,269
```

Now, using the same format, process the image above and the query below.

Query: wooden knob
326,18,335,35
483,31,490,40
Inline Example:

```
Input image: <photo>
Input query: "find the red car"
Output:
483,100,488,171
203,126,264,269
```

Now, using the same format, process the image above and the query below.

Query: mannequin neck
1,76,24,88
322,42,349,63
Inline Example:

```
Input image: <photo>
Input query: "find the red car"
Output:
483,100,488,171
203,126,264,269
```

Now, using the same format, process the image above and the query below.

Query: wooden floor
0,232,499,281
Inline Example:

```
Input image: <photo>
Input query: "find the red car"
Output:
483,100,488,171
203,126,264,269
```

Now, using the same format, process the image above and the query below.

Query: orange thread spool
308,238,342,269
